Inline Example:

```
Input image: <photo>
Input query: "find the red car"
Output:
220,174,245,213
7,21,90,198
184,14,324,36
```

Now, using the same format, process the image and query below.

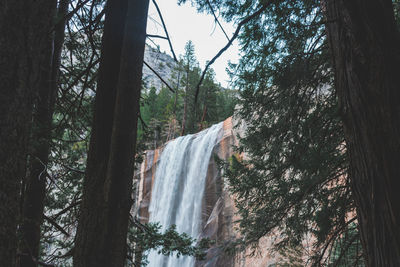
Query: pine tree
181,40,200,135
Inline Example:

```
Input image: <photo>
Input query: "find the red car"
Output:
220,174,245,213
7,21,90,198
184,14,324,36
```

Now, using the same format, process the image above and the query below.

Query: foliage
139,40,236,150
182,0,364,265
127,220,212,266
39,1,103,263
329,223,364,267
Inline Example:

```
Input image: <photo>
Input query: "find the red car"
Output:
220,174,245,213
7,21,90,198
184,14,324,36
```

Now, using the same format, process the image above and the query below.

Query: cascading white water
147,122,223,267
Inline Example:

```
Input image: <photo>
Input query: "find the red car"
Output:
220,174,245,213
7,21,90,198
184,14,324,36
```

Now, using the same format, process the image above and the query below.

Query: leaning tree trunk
0,1,57,266
73,0,149,266
18,1,68,266
325,0,400,265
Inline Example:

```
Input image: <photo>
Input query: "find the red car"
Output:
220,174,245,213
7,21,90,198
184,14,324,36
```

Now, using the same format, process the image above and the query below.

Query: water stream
147,122,223,267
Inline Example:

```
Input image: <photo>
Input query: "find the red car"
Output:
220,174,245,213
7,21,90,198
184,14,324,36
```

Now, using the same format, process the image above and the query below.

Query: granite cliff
142,44,177,92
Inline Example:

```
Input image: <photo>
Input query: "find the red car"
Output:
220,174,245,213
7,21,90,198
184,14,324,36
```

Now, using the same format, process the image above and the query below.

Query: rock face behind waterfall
134,117,292,266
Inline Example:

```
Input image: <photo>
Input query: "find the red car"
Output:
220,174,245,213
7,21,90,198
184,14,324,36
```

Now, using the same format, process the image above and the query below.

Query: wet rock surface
134,117,294,266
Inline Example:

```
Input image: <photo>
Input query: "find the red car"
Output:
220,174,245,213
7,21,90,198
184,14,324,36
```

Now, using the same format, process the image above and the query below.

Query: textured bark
325,0,400,266
73,0,149,266
18,1,68,266
0,1,57,266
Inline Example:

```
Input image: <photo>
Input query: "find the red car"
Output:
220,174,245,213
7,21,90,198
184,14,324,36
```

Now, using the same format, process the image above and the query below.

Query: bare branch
52,200,82,219
147,34,168,40
43,214,70,237
52,0,91,31
151,0,178,62
143,60,175,93
194,3,271,102
62,164,85,175
206,0,229,41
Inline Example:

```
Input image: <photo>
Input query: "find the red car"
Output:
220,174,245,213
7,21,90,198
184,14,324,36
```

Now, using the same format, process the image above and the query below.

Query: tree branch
194,3,271,102
147,34,168,40
206,0,229,41
151,0,178,62
43,214,70,237
143,60,175,93
138,112,148,129
52,199,82,219
52,0,91,31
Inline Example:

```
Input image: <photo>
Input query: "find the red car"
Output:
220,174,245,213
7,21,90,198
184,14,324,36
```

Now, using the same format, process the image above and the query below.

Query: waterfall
147,122,223,267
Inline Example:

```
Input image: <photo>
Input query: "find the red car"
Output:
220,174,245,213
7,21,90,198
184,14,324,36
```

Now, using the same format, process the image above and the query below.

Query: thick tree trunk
0,1,57,266
73,0,128,265
325,0,400,265
74,0,149,266
18,1,68,266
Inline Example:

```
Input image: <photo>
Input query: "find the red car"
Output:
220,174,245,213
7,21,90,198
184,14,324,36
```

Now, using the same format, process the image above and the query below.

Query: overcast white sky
146,0,240,87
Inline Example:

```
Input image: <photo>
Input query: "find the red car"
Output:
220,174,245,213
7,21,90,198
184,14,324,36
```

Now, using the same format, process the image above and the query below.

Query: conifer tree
183,0,400,265
180,0,360,264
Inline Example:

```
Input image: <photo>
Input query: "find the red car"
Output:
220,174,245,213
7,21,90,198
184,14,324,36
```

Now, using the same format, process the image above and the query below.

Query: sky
146,0,240,88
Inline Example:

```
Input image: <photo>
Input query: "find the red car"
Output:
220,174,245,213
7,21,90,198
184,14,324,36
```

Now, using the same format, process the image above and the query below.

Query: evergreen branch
61,58,100,94
151,0,178,62
194,2,271,102
331,233,359,267
316,216,357,265
143,60,175,93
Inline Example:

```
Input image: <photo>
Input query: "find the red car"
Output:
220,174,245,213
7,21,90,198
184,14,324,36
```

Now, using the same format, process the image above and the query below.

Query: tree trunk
0,1,56,266
325,0,400,265
73,0,149,265
181,99,188,136
181,67,190,135
18,1,68,266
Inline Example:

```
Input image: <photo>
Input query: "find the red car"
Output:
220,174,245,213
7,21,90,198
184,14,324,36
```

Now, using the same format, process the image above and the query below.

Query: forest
1,0,400,266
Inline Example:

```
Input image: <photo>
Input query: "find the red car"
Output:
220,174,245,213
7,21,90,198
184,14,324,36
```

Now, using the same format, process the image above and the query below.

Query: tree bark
0,1,57,266
18,1,68,266
325,0,400,265
73,0,149,265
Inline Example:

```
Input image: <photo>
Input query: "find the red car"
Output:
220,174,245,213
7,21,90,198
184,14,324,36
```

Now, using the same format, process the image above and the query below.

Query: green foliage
328,223,364,267
127,220,212,266
39,2,103,263
139,40,236,150
184,0,364,265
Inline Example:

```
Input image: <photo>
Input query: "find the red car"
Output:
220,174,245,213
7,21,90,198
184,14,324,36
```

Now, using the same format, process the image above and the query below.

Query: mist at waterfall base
146,122,223,267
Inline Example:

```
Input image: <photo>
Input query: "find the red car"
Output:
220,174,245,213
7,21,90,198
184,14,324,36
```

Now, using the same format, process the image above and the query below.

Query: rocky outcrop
134,117,308,266
142,44,177,92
